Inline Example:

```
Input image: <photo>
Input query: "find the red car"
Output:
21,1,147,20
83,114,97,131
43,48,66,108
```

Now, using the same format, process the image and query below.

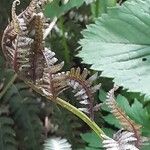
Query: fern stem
60,17,70,64
22,78,105,139
95,0,100,18
0,71,105,138
0,73,17,99
56,97,105,138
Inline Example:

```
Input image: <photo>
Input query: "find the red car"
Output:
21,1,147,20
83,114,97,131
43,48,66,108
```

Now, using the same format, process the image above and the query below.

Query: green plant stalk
60,17,70,64
0,73,17,99
95,0,100,18
56,97,105,138
22,77,105,139
0,73,105,138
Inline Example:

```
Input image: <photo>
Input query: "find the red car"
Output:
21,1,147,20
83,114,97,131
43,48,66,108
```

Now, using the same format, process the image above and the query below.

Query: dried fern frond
2,2,45,81
101,129,139,150
37,48,67,99
106,86,142,148
44,137,72,150
1,0,31,72
22,0,49,23
2,0,57,81
27,14,45,83
9,13,44,81
66,67,101,119
11,0,22,34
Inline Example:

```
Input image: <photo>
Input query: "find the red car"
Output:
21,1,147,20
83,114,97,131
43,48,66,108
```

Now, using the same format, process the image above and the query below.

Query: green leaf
103,114,121,129
81,128,115,149
81,132,102,148
91,0,116,17
116,95,150,131
78,0,150,100
99,89,107,102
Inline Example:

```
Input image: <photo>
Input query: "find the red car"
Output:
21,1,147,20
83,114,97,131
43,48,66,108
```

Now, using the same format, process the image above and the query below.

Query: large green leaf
78,0,150,100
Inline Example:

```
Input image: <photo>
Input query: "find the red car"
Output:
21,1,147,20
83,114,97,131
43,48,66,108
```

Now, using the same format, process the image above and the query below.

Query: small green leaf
81,128,115,149
99,89,107,102
103,114,121,129
81,132,102,148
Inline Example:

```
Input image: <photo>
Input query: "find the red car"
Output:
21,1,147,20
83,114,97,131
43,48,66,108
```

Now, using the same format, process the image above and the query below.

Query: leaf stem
95,0,100,18
0,73,18,99
60,17,70,64
22,78,105,139
56,97,105,138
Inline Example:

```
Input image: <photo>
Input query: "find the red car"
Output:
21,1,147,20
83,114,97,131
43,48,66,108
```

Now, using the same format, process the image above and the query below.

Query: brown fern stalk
21,0,49,23
29,14,45,83
106,86,142,148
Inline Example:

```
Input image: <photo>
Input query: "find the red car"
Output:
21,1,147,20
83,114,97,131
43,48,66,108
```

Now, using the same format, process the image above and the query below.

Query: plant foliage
1,0,150,150
0,62,43,150
5,83,43,150
78,0,150,100
44,0,94,18
99,89,150,149
81,128,115,150
0,112,17,150
101,92,150,137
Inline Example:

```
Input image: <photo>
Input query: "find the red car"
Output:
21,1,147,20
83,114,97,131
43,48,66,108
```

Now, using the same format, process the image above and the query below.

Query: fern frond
26,14,45,83
22,0,48,23
66,67,101,119
1,0,32,72
0,105,9,116
4,82,43,150
37,48,67,99
44,137,72,150
1,0,46,73
0,108,17,150
102,129,139,150
106,86,141,148
11,0,21,34
1,0,54,77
